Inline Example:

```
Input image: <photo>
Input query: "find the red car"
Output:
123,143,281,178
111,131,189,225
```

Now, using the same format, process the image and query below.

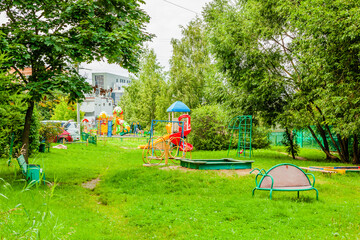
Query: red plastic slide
169,114,193,152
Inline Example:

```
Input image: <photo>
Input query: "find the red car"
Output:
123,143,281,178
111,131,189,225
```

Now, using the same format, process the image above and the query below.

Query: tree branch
12,66,28,84
280,34,302,84
6,5,17,24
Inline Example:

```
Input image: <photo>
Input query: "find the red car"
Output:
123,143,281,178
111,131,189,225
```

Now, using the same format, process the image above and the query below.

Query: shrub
39,122,62,148
0,60,27,157
252,126,271,149
189,105,229,151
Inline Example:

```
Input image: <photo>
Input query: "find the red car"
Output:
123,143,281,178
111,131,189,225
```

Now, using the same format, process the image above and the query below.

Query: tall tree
0,0,152,161
290,0,360,163
169,18,224,109
204,0,360,163
121,48,169,128
51,96,85,121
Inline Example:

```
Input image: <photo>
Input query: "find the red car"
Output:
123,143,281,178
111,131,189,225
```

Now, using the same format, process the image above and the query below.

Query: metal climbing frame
227,115,252,158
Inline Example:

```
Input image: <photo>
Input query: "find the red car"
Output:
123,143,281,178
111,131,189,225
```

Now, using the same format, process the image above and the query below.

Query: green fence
81,132,97,145
269,129,339,151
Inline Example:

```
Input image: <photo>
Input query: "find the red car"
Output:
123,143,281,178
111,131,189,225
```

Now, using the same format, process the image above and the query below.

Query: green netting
269,128,340,151
81,132,97,145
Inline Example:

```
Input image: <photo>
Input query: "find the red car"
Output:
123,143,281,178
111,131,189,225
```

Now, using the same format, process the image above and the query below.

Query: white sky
0,0,212,79
82,0,211,78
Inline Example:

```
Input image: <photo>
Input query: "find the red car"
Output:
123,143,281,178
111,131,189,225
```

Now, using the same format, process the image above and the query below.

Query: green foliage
203,0,360,163
50,97,84,121
36,95,61,120
169,18,226,109
39,123,62,145
0,0,152,158
121,48,170,129
190,105,229,150
252,126,271,149
281,130,300,158
0,53,27,158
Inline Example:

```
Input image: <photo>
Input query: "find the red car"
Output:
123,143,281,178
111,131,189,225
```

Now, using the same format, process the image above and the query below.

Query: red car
54,130,73,143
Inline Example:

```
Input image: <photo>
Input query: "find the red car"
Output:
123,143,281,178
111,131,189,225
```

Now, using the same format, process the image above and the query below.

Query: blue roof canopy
166,101,190,112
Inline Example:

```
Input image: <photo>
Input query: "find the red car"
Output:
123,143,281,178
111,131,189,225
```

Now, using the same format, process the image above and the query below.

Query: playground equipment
130,121,142,135
251,163,318,200
96,107,131,136
227,115,252,158
97,111,110,135
82,118,91,133
180,158,254,170
301,166,360,174
112,106,129,136
141,101,193,165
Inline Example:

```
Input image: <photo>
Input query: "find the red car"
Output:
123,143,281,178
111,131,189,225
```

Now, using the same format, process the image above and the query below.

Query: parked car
41,120,80,142
54,130,73,143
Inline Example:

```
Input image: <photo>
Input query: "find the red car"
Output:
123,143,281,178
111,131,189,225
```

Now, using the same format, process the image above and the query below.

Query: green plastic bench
251,163,318,200
16,155,45,184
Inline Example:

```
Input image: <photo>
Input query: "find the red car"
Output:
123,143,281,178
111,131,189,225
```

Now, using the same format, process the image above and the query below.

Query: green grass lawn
1,138,359,239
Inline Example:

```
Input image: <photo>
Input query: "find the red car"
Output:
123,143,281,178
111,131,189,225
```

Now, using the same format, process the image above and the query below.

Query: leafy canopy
0,0,152,102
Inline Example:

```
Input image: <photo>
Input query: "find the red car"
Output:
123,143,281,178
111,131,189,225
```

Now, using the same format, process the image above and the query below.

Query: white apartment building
80,96,114,124
93,72,131,105
80,72,131,123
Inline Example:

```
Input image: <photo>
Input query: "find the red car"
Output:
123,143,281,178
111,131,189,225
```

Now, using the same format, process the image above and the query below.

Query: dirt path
82,166,109,190
82,178,101,190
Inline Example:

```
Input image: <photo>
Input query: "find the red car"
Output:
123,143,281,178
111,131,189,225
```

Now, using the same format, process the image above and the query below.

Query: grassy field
1,138,359,239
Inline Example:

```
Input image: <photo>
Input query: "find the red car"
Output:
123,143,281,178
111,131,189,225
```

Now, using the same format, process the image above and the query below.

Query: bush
252,126,271,149
189,105,272,151
189,105,229,151
0,61,27,158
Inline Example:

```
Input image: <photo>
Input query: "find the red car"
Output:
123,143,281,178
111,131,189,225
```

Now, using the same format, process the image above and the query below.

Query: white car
41,120,80,141
63,121,80,141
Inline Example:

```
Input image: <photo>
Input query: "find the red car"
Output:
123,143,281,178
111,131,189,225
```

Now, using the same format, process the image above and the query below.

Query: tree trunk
21,100,35,164
337,135,350,163
307,126,340,162
353,135,360,164
315,124,330,153
285,128,296,159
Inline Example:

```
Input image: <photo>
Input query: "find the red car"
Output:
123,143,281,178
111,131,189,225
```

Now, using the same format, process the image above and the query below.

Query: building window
109,103,111,106
118,87,121,90
95,75,104,88
116,79,118,82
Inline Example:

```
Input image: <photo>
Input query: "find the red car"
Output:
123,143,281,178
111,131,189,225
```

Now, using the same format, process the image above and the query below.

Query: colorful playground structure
141,101,193,165
96,107,131,136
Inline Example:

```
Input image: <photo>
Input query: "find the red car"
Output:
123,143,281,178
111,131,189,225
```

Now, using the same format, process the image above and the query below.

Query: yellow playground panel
301,166,360,174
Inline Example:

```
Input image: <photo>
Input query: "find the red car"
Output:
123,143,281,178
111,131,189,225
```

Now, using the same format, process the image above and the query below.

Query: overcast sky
0,0,212,79
81,0,212,79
